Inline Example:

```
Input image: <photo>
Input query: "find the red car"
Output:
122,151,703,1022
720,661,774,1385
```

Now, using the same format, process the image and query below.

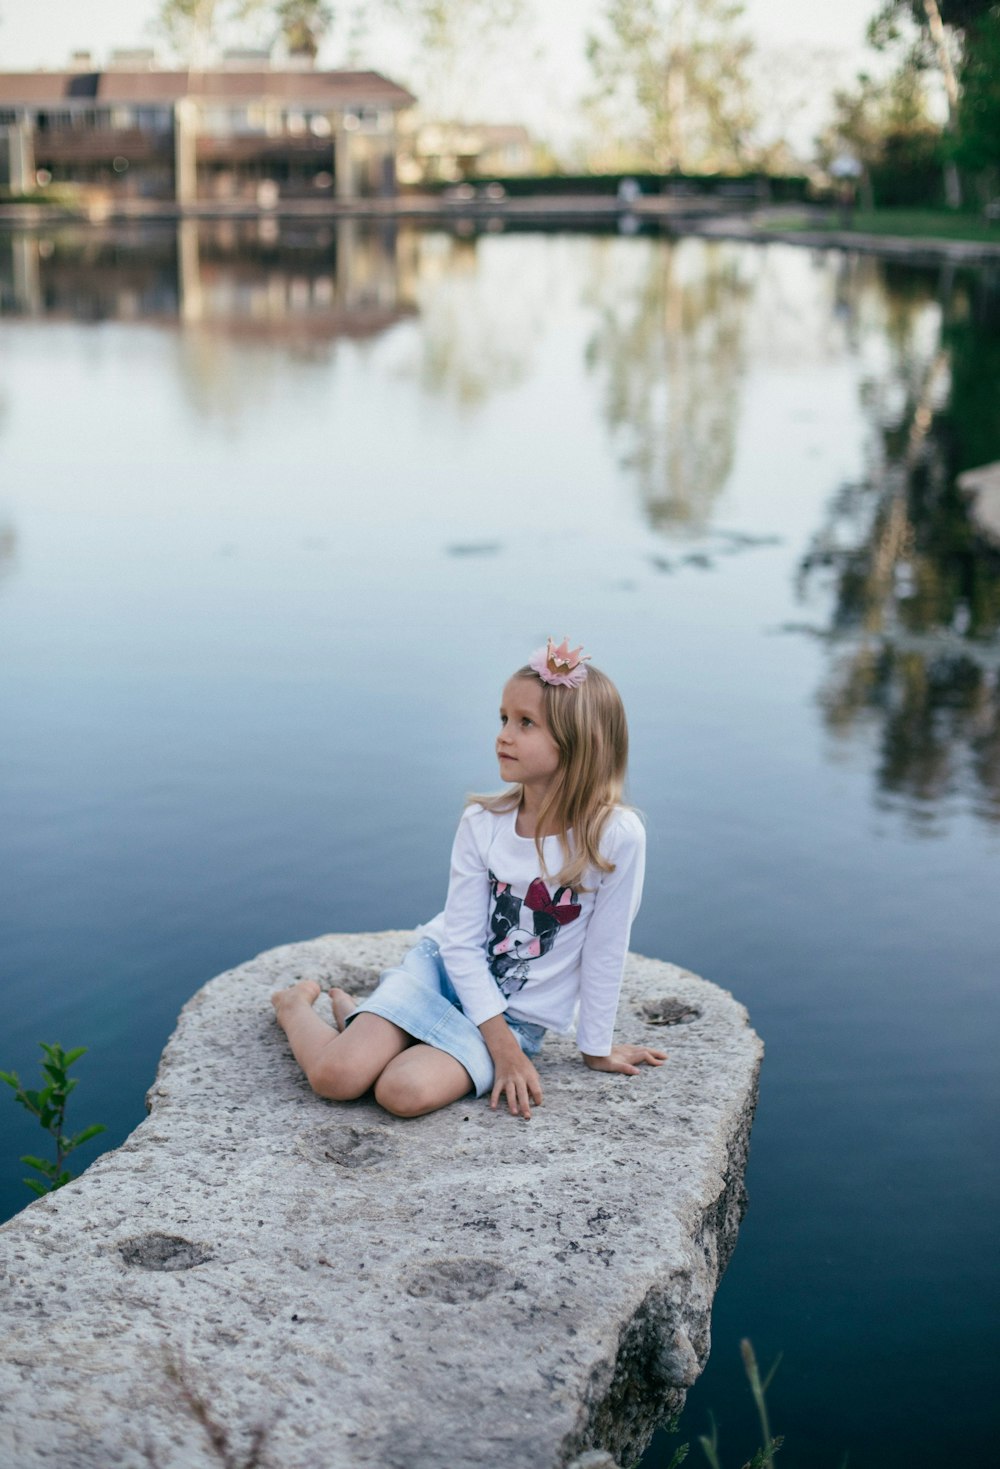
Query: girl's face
496,677,561,793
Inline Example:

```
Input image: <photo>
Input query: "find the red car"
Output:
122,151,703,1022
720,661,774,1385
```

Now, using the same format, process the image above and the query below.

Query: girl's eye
521,718,534,728
499,715,508,725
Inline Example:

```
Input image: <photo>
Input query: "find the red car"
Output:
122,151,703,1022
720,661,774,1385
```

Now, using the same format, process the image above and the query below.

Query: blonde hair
468,662,631,891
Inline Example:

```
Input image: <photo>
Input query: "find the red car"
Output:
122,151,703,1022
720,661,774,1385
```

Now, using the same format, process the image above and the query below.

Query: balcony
34,129,174,165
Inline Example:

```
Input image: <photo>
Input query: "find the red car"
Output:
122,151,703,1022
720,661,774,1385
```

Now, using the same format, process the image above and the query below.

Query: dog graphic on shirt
486,871,581,995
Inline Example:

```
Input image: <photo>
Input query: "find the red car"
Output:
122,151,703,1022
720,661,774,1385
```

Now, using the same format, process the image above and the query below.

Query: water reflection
4,223,1000,831
797,259,1000,829
403,234,541,408
583,238,753,532
0,518,16,592
0,220,418,341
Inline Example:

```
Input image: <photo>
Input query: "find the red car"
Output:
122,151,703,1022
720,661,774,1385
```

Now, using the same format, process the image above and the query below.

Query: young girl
271,637,666,1120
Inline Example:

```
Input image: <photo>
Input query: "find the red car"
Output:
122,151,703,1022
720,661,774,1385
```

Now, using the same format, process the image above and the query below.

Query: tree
866,0,997,204
816,62,943,208
236,0,333,58
156,0,230,65
950,4,1000,183
157,0,332,63
381,0,530,121
585,0,758,173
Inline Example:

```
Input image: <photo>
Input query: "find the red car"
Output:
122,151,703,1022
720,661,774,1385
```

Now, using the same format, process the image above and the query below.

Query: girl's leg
374,1044,474,1118
271,981,412,1100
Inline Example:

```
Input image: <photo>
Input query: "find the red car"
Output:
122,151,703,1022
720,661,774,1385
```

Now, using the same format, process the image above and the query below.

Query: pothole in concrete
297,1123,397,1169
638,997,702,1026
118,1233,212,1271
405,1257,518,1304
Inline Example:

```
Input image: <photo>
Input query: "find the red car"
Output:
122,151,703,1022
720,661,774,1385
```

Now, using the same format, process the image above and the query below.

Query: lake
0,220,997,1469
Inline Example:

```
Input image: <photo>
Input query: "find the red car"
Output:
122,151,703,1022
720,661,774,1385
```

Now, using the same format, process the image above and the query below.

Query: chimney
108,48,158,71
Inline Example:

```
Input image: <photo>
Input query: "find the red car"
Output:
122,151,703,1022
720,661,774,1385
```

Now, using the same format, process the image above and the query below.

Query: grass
767,207,1000,245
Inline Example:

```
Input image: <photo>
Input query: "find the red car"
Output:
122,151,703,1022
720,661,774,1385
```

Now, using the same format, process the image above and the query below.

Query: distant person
271,638,665,1118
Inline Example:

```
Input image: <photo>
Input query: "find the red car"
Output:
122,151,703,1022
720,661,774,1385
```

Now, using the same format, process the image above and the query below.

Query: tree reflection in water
0,519,15,594
404,232,548,409
583,236,753,532
798,260,1000,830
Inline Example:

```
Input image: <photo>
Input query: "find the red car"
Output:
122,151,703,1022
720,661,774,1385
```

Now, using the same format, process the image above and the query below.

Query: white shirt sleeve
576,812,646,1056
438,806,508,1027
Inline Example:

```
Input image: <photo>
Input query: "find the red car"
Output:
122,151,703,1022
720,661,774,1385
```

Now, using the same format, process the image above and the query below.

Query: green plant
1,1043,106,1197
697,1339,784,1469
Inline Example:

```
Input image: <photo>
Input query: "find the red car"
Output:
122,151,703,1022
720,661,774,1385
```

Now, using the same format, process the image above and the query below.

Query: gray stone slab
0,931,762,1469
958,461,1000,548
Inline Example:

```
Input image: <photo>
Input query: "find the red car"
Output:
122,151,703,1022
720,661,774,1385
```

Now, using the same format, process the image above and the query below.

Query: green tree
585,0,758,173
866,0,997,204
817,63,943,208
950,4,1000,182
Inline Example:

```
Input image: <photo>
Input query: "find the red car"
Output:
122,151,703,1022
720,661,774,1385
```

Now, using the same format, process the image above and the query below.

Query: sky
0,0,889,159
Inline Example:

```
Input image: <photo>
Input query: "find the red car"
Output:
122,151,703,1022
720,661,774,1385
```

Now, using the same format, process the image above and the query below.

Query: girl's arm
437,807,509,1027
576,811,648,1061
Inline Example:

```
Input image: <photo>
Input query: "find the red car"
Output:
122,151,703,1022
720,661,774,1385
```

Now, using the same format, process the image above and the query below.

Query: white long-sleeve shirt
420,803,645,1056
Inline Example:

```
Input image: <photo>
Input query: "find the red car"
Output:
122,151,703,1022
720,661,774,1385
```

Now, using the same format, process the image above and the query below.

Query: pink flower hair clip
528,636,591,688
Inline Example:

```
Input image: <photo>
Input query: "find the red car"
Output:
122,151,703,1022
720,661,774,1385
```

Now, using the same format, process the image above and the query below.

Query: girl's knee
306,1057,369,1102
374,1054,471,1117
373,1069,429,1117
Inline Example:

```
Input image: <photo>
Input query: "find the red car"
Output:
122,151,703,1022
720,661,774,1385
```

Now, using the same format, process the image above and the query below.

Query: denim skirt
345,936,545,1098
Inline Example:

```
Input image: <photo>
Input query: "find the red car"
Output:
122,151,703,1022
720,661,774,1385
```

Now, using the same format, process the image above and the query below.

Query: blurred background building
0,51,415,205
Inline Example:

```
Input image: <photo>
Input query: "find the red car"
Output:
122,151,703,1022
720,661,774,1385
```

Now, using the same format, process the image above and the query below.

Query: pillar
174,98,198,207
335,123,354,200
2,112,36,194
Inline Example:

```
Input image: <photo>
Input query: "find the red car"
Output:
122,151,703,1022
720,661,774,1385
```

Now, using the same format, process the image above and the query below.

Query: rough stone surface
0,931,762,1469
958,461,1000,548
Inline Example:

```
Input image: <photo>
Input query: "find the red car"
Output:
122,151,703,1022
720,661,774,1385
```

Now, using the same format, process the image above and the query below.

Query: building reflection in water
0,219,418,341
797,257,1000,830
583,236,753,533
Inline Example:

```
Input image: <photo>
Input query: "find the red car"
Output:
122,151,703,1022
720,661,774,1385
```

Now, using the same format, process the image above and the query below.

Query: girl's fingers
490,1066,541,1118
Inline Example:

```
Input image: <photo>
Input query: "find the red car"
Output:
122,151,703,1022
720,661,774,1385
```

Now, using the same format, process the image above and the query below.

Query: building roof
0,69,416,109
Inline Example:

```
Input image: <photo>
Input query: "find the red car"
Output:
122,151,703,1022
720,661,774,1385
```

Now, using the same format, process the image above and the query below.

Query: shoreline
2,195,999,263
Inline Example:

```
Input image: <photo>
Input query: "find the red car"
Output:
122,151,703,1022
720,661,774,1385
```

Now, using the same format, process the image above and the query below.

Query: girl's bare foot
329,986,359,1033
271,979,321,1027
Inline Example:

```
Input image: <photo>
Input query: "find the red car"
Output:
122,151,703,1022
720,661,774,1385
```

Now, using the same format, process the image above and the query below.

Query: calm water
1,223,998,1469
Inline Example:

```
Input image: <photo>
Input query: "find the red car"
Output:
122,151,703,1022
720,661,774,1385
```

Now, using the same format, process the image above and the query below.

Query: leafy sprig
1,1042,106,1197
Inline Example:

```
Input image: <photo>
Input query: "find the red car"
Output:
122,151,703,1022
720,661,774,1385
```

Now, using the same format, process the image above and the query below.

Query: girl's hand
490,1050,544,1120
582,1044,667,1076
479,1015,544,1120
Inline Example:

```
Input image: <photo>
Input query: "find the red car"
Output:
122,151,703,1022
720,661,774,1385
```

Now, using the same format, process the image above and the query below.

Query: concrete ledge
0,932,762,1469
958,461,1000,548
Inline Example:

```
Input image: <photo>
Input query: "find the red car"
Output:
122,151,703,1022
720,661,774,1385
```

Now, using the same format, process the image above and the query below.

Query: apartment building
0,56,416,205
